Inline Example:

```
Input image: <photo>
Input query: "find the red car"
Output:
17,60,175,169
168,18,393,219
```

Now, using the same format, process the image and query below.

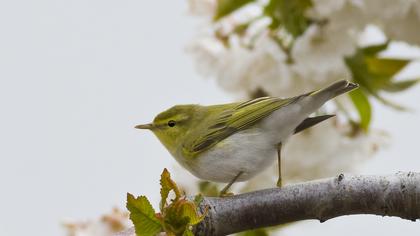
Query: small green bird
136,80,358,195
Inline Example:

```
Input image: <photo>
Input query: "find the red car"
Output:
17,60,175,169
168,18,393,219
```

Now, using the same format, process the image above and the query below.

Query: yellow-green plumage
136,80,358,184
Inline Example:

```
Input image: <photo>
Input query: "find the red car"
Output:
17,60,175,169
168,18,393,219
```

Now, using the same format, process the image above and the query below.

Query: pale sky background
0,1,419,235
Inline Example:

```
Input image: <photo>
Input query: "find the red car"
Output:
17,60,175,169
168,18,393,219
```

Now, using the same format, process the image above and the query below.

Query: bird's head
135,105,199,154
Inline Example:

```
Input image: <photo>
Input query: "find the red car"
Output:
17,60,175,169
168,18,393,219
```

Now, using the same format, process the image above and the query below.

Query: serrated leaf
264,0,312,37
162,201,190,235
163,199,207,235
178,200,206,225
160,168,181,211
126,193,162,236
214,0,255,21
349,89,371,132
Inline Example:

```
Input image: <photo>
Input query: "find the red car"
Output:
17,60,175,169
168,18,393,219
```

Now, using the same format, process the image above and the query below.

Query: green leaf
163,199,207,235
126,193,162,236
165,200,205,231
178,200,206,225
214,0,255,21
349,89,371,132
162,200,190,235
264,0,312,37
365,57,409,78
361,42,389,55
382,78,420,92
344,43,416,114
160,168,181,211
127,169,207,236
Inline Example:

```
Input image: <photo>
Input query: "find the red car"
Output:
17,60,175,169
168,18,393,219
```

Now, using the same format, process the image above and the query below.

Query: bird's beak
135,123,154,130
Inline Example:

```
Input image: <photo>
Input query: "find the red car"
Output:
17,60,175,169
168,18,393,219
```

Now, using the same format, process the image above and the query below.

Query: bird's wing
186,96,301,156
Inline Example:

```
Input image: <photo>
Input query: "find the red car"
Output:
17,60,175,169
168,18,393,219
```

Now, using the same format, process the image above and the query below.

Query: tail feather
311,80,359,99
290,80,358,133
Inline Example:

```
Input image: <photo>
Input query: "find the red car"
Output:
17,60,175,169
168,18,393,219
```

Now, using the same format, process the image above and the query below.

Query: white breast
188,128,278,182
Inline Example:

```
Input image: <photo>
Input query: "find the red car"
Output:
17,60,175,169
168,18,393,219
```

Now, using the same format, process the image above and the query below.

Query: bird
135,80,358,195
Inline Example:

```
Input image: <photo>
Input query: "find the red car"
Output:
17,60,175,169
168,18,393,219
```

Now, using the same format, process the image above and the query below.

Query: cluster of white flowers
188,0,420,96
186,0,420,185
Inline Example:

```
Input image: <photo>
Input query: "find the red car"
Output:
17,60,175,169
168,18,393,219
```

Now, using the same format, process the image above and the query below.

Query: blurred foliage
348,88,371,131
264,0,312,37
214,0,312,39
127,169,206,236
345,42,419,130
214,0,255,20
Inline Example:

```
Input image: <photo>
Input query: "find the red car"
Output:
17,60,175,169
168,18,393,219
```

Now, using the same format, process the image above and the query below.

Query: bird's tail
304,80,359,108
310,80,359,100
289,80,358,134
293,80,358,117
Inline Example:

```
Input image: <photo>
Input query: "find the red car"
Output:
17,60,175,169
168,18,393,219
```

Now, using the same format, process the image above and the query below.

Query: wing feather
188,96,299,155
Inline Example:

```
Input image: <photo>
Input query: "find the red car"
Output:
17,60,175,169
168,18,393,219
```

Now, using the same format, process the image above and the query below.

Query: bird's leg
219,171,243,197
277,143,282,187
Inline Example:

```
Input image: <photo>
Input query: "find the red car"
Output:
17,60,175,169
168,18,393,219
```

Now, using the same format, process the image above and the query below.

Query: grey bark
117,172,420,236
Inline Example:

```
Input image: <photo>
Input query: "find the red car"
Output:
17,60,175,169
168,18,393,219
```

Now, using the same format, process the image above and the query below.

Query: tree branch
117,172,420,236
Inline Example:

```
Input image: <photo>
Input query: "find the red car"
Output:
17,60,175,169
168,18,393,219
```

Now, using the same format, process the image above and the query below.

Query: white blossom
310,0,347,18
354,0,420,45
361,0,416,21
188,0,216,17
187,0,420,93
381,8,420,45
187,36,226,78
290,24,356,94
214,3,263,36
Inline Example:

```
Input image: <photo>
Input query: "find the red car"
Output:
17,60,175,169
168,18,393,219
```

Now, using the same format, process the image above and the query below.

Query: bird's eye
167,120,176,127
